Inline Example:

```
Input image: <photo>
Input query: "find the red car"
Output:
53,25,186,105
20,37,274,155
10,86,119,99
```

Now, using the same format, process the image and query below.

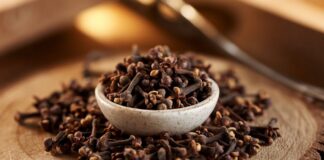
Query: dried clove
101,46,212,110
15,45,280,160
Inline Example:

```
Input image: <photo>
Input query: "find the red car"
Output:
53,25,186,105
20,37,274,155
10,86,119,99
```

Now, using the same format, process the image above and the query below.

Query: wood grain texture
239,0,324,33
303,101,324,159
0,53,318,159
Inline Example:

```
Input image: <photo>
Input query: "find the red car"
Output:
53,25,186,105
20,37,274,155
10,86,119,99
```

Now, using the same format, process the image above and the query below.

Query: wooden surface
0,0,101,53
240,0,324,33
1,0,324,87
0,54,319,159
0,1,323,159
186,0,324,90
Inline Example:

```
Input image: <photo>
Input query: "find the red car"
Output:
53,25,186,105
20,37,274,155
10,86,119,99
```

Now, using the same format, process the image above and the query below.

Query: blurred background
0,0,323,92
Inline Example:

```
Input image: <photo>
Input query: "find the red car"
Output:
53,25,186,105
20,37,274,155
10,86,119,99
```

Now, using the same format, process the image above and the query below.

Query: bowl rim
95,78,219,113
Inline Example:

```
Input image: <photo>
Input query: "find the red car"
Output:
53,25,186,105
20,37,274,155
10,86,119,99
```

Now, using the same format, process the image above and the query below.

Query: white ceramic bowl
95,79,219,135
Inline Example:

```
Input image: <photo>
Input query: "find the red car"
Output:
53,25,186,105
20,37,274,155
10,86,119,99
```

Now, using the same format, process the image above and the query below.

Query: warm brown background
0,1,324,159
0,0,323,93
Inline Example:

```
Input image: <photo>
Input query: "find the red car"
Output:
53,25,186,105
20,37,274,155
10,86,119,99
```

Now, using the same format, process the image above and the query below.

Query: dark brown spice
101,45,212,110
15,45,280,160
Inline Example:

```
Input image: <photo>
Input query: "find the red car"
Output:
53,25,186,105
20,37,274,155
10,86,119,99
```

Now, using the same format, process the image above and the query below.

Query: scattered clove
15,46,280,160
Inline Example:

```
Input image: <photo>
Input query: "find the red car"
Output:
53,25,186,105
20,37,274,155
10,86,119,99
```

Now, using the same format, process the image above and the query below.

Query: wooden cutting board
0,53,323,159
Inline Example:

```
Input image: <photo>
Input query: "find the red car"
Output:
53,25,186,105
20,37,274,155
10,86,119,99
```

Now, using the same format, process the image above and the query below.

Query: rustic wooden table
0,1,323,159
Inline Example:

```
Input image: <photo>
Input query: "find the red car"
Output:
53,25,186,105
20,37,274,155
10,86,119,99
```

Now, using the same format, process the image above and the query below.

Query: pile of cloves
101,45,212,110
15,46,280,160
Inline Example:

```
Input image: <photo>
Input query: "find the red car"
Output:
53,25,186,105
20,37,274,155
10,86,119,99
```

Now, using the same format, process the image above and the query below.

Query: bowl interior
95,78,219,113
